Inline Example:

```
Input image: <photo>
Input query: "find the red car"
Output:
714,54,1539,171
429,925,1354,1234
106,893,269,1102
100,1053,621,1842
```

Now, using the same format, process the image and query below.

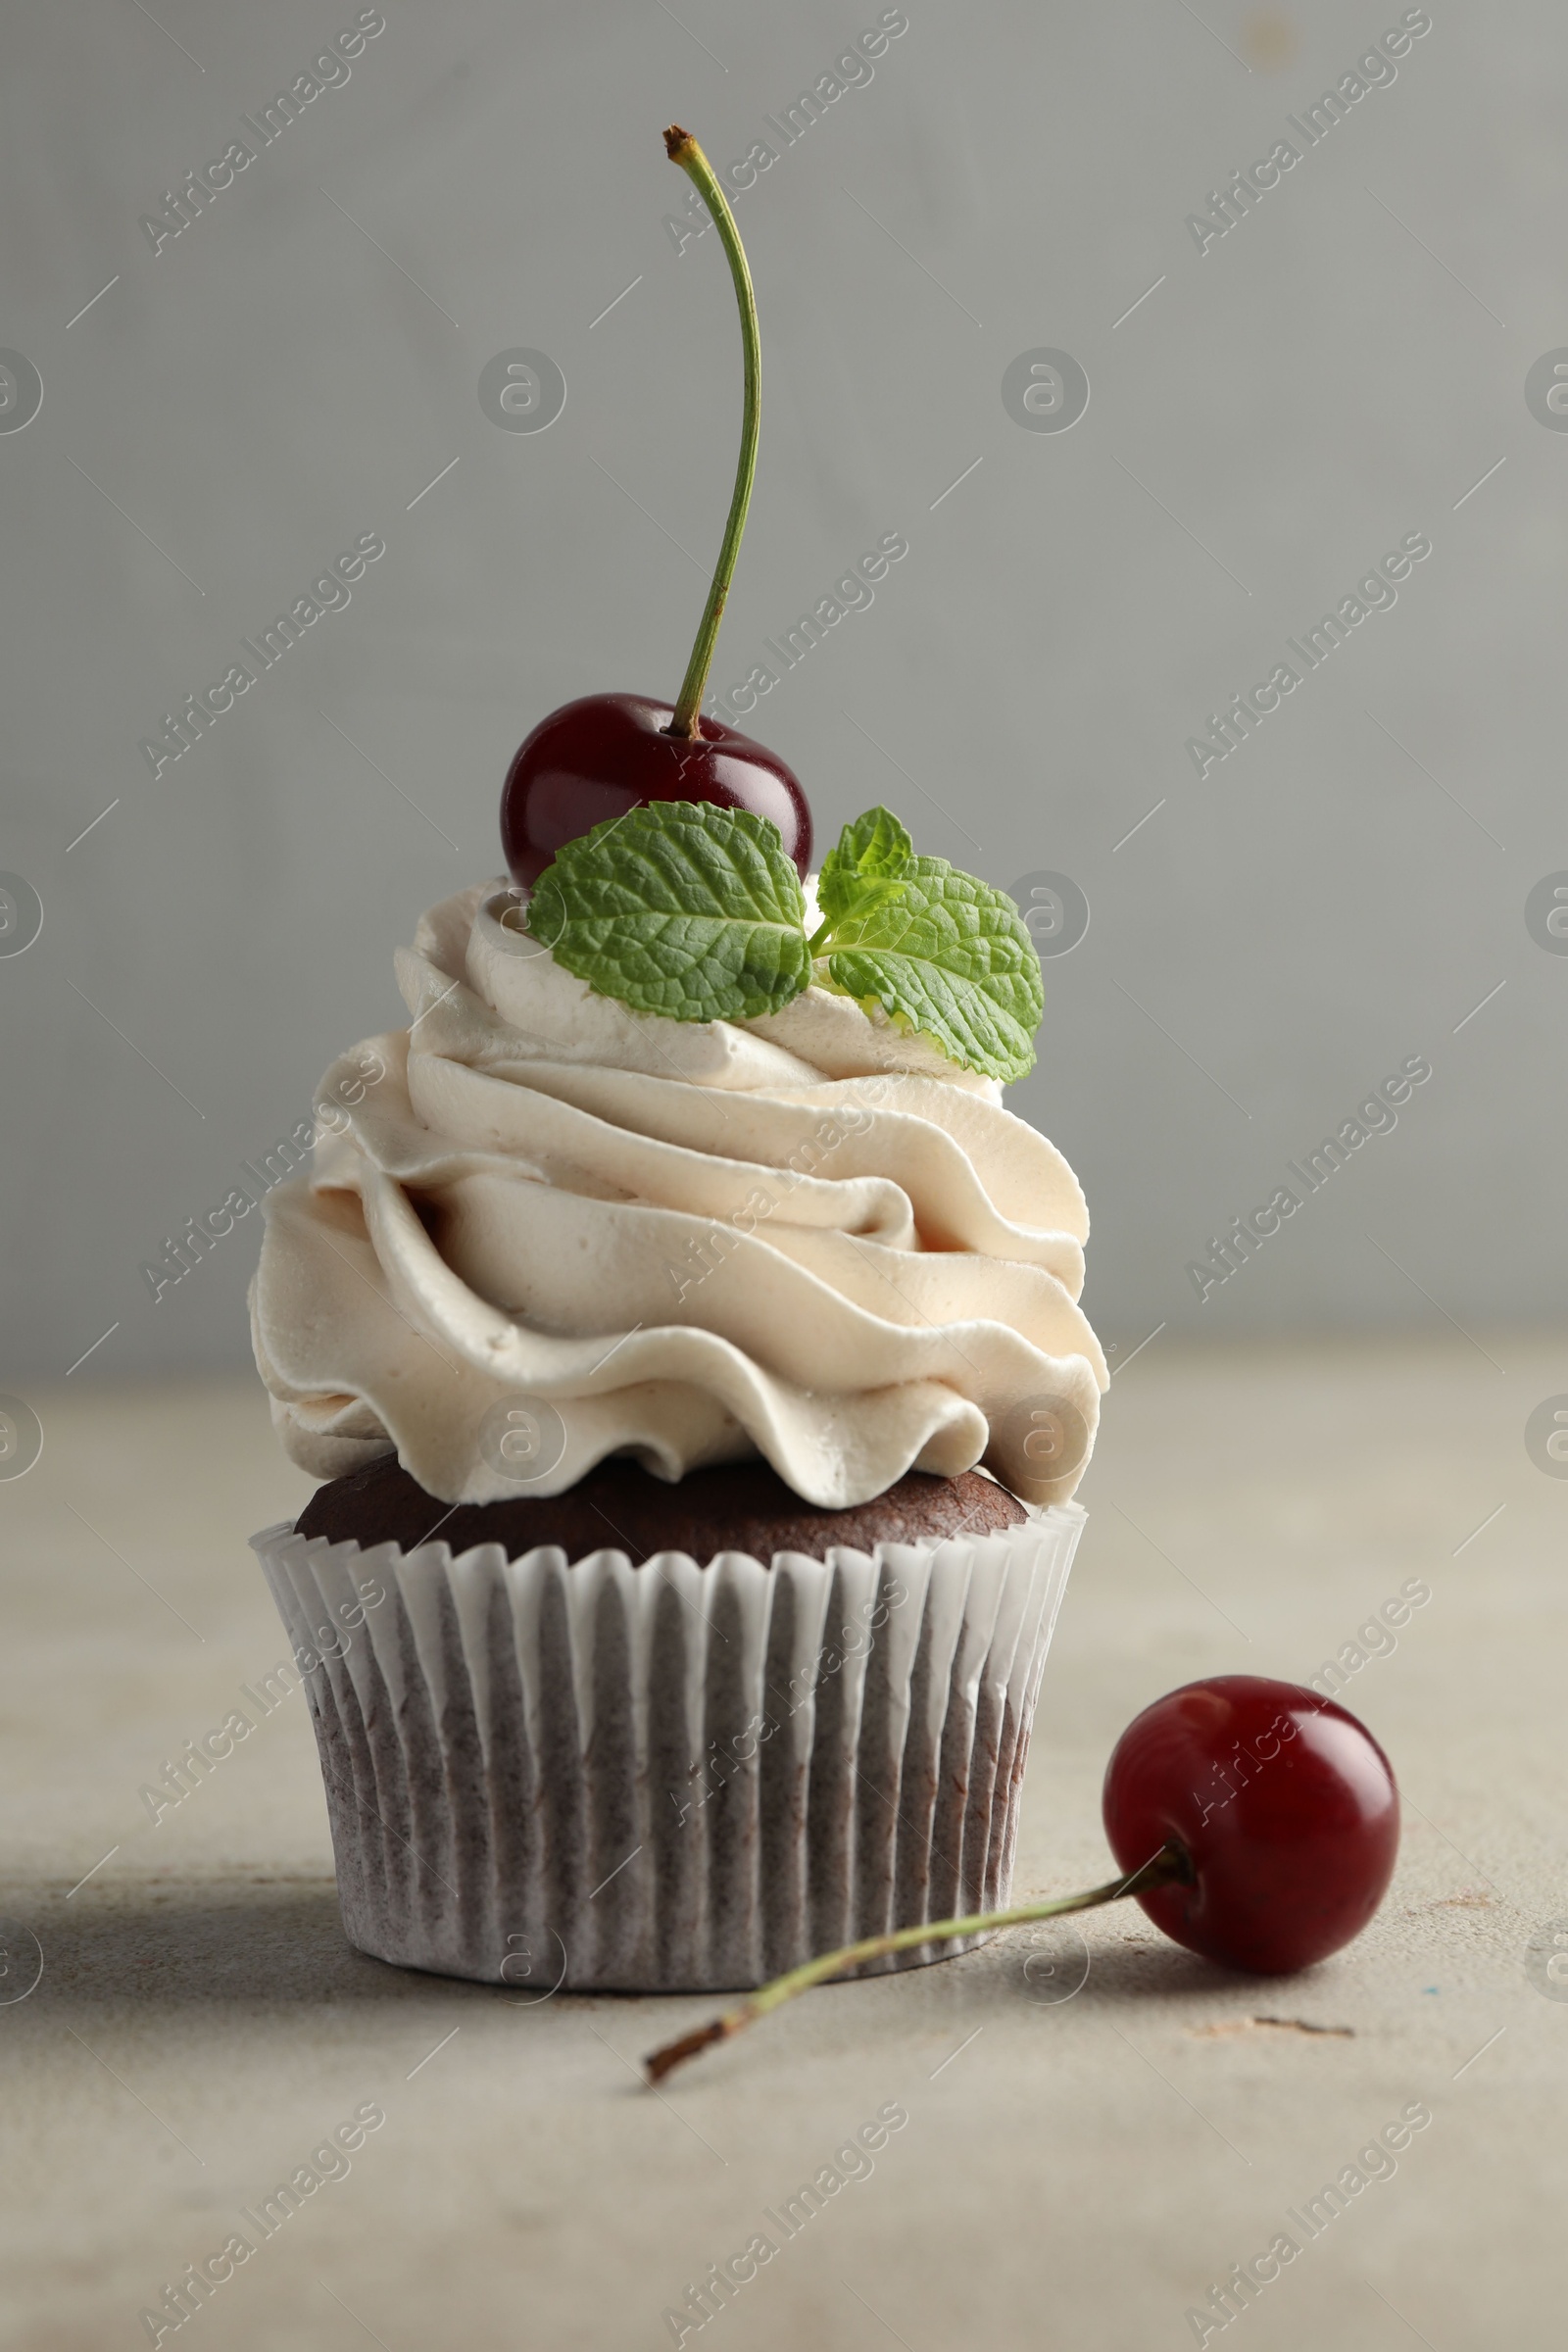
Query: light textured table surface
2,1337,1560,2351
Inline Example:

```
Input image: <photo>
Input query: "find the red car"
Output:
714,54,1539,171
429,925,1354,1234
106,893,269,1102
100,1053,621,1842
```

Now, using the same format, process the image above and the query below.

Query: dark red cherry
1102,1675,1398,1975
503,141,810,888
500,692,812,887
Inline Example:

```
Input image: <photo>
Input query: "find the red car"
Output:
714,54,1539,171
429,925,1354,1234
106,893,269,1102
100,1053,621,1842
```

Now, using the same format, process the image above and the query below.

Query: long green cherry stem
663,124,760,739
643,1844,1191,2085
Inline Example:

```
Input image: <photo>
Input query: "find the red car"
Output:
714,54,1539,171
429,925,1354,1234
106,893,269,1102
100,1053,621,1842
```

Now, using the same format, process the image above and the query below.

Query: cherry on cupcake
645,1675,1399,2082
501,128,811,888
502,693,809,888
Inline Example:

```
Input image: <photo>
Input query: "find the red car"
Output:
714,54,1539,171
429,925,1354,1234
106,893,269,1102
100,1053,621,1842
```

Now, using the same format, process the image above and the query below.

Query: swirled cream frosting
250,882,1106,1508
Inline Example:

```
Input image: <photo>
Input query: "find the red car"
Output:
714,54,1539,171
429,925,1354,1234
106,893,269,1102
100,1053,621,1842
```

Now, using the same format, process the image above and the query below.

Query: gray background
2,0,1561,1385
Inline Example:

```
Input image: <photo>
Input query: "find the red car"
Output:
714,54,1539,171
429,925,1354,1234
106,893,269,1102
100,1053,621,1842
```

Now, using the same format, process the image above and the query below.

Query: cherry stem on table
662,124,760,740
643,1842,1191,2085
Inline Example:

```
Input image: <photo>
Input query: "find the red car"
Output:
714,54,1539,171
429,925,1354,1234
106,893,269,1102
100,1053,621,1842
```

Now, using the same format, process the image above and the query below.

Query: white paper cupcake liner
249,1503,1084,1992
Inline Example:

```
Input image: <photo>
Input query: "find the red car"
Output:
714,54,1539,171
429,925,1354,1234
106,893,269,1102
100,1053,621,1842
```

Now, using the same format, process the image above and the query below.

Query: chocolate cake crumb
295,1450,1026,1565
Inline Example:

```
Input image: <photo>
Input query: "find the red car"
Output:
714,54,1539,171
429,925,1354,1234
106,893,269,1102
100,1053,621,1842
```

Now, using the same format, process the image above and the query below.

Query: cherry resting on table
1102,1674,1399,1975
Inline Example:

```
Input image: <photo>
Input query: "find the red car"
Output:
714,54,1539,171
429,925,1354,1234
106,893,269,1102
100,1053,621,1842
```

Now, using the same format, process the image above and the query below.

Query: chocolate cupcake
249,849,1103,1991
248,127,1106,1989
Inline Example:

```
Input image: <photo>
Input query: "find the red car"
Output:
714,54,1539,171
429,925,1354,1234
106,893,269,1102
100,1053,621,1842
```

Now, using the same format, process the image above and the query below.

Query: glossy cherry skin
1103,1675,1398,1975
500,691,812,887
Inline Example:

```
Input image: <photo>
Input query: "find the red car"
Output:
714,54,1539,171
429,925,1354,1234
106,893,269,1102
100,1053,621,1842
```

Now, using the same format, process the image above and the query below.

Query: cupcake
248,124,1104,1991
249,825,1105,1990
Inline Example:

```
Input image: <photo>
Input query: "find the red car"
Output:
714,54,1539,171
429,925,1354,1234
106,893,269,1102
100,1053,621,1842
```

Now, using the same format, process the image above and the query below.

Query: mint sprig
527,800,1045,1081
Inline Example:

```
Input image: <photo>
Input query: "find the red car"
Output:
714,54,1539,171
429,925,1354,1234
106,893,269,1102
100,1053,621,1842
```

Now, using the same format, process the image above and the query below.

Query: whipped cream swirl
250,882,1105,1508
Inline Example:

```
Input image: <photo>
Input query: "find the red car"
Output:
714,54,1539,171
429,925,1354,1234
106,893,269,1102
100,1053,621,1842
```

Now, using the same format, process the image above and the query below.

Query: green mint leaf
526,803,811,1023
817,857,1045,1083
524,796,1048,1082
816,805,914,925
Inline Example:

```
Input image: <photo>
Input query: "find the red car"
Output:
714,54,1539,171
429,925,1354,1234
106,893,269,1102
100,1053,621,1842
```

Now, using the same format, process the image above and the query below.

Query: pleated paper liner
251,1504,1084,1992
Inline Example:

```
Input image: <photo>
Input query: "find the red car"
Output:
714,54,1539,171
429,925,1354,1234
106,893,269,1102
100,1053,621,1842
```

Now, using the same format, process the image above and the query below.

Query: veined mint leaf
817,858,1045,1083
816,805,913,925
523,796,1047,1080
526,803,811,1023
